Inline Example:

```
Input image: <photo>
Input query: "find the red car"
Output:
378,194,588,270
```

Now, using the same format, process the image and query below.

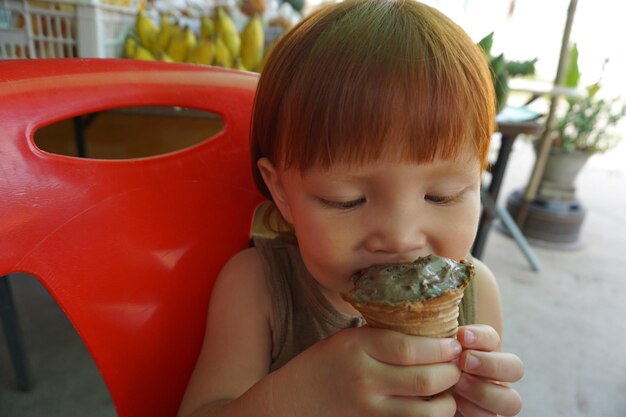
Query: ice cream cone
341,256,474,338
342,279,469,337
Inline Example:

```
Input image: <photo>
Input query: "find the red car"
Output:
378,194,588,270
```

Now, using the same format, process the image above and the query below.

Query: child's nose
365,207,427,256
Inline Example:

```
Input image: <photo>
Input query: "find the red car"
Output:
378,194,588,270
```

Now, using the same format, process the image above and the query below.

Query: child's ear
257,158,294,224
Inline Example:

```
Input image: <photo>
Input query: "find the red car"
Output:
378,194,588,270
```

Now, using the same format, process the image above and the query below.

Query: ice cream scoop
341,255,474,338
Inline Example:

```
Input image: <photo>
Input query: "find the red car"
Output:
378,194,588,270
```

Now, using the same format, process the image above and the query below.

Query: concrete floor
482,138,626,417
1,130,625,416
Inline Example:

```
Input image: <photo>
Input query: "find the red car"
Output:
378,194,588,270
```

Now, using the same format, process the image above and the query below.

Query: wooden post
518,0,579,224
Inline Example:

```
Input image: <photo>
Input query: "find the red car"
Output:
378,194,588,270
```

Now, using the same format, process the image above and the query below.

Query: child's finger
460,350,524,383
362,327,462,365
457,324,501,351
454,393,497,417
454,373,522,417
375,362,460,397
381,391,457,417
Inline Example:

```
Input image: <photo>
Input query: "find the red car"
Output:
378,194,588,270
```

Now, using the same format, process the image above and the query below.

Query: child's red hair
251,0,495,209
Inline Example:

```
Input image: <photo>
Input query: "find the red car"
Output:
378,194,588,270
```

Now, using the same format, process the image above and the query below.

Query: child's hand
453,325,524,417
271,326,462,417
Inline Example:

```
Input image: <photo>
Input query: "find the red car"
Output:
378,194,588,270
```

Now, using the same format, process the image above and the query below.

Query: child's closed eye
425,193,460,205
318,197,366,210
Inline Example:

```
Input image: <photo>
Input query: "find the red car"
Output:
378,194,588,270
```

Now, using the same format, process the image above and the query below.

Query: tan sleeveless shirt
254,237,476,372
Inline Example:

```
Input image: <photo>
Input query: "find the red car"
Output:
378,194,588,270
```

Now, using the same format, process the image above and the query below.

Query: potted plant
538,50,626,199
505,47,626,247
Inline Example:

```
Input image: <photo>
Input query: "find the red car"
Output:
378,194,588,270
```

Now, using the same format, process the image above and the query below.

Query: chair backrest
0,59,264,416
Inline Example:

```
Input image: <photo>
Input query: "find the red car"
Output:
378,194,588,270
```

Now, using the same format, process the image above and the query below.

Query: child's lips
356,255,432,274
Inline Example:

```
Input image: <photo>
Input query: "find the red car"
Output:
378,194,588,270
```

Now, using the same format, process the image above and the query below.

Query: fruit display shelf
0,0,140,59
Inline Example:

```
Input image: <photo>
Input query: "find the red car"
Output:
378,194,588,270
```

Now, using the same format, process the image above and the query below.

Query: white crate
0,0,140,59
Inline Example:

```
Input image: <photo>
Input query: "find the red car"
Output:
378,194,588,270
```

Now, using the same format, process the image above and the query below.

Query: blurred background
1,0,625,415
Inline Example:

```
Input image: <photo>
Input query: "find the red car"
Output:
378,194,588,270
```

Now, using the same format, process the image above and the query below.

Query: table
471,118,544,270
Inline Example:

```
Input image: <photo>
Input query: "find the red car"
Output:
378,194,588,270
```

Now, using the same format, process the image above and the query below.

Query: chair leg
0,275,33,391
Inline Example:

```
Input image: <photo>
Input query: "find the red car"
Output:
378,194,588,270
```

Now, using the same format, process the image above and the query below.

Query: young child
178,0,524,416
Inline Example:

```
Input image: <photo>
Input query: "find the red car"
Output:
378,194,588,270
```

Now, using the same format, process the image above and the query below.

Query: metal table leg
0,276,33,390
472,121,543,271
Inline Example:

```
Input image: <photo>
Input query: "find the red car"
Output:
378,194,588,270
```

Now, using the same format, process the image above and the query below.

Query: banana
200,16,215,39
239,14,264,71
166,26,197,62
134,45,155,60
215,7,240,59
167,23,182,50
135,11,159,52
156,14,174,54
187,37,215,65
213,33,233,68
124,35,137,58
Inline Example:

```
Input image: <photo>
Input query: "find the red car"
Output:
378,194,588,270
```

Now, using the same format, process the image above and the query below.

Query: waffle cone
341,279,469,338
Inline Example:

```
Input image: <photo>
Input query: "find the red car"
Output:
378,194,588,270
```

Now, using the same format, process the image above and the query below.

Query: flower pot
534,143,591,200
541,148,591,189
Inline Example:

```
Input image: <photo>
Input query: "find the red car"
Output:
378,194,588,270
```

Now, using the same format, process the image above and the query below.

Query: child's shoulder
470,257,497,291
211,246,272,317
220,246,264,279
468,257,503,335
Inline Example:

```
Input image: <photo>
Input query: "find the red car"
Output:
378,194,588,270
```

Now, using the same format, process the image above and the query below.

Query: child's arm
177,248,275,417
453,259,525,417
178,248,465,417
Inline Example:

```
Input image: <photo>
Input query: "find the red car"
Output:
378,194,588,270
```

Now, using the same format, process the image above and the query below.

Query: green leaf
563,43,580,88
478,32,494,56
586,82,601,97
505,58,538,76
490,54,506,77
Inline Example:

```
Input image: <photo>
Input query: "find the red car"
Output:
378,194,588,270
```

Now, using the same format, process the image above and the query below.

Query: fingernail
450,340,462,356
464,353,480,371
464,329,476,345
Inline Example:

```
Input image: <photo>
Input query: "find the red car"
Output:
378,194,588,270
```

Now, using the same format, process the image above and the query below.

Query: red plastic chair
0,59,264,416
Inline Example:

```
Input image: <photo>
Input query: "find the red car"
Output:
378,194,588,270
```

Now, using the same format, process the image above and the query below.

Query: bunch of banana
127,11,195,63
194,8,265,72
477,32,537,114
125,7,267,72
